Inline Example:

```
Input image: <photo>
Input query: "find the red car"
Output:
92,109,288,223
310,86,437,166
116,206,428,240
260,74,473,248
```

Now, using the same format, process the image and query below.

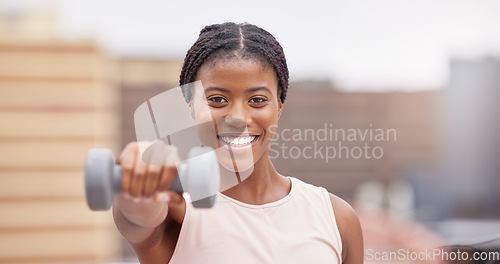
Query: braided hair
179,22,289,104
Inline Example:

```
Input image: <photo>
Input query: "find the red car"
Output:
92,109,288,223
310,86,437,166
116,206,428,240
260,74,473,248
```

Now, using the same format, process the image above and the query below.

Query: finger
130,151,148,197
165,145,180,165
158,146,180,191
158,164,177,191
143,141,170,196
118,142,138,194
143,164,162,197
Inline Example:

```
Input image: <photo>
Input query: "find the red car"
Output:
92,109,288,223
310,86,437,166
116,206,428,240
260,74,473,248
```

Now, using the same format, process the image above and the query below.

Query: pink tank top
169,177,343,264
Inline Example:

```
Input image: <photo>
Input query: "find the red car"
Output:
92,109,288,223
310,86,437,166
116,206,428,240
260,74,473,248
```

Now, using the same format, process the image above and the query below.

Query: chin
213,134,262,191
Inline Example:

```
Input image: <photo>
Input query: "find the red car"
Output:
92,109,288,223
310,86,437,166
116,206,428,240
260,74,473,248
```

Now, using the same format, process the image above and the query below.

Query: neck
220,154,290,205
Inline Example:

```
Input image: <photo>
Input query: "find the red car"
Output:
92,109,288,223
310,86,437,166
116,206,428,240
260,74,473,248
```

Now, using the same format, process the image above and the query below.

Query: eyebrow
204,86,272,94
204,87,230,93
248,87,272,93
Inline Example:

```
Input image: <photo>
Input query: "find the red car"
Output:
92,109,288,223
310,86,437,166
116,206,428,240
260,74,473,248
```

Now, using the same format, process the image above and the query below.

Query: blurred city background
0,0,499,263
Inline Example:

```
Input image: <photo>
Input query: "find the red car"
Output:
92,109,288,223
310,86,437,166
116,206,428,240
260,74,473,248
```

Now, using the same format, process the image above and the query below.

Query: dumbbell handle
108,163,185,195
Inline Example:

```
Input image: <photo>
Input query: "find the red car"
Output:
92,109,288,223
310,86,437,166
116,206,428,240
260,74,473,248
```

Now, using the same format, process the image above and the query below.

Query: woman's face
191,58,282,181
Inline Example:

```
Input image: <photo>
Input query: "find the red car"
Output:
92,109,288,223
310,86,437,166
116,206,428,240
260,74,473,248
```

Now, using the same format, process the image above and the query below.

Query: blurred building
442,57,500,215
0,10,121,263
0,9,59,41
117,58,183,149
408,57,500,220
272,81,439,200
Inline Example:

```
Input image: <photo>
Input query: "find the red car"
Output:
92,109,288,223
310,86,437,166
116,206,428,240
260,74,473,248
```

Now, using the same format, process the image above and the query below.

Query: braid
179,22,289,103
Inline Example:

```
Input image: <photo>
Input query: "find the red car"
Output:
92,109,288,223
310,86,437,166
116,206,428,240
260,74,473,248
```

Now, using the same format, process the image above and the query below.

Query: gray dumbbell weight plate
84,146,220,210
183,147,220,208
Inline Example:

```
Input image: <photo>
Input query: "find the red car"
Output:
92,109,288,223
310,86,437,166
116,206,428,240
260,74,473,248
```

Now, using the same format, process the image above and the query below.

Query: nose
225,102,249,130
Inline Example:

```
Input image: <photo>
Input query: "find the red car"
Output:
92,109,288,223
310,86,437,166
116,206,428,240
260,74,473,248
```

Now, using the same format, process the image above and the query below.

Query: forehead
195,57,278,92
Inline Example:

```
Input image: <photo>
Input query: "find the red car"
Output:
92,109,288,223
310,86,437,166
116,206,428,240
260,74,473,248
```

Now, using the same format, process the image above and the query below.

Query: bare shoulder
328,193,364,264
328,193,360,234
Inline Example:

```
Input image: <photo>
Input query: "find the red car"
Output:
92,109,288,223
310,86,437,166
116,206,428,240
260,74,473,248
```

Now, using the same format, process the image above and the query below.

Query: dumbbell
84,146,220,210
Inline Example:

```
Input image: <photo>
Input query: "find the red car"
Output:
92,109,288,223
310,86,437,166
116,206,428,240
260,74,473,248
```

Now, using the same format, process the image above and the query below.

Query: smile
217,135,259,148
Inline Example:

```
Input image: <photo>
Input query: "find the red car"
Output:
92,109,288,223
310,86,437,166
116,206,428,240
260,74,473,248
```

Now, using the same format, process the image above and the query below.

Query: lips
217,135,259,148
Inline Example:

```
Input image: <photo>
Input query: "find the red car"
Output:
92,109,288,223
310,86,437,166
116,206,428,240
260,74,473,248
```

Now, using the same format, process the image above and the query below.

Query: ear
277,99,283,119
188,100,195,119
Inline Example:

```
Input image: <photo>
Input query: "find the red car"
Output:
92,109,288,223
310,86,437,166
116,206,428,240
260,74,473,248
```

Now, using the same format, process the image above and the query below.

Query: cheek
256,107,280,137
194,110,214,123
191,102,218,147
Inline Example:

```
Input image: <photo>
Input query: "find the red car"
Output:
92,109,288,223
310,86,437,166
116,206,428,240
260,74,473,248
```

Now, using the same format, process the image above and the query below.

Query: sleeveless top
168,177,343,264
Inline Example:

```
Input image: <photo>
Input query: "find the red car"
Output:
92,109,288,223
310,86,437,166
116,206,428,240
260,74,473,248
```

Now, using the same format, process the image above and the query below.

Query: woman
114,22,363,264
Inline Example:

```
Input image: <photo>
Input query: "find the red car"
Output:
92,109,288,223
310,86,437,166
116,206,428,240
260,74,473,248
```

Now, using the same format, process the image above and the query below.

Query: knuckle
121,163,134,173
125,142,139,152
134,171,146,179
149,166,162,176
164,165,177,176
135,152,144,162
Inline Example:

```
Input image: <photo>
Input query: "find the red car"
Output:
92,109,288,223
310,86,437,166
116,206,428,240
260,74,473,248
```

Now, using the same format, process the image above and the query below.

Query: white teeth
220,136,256,147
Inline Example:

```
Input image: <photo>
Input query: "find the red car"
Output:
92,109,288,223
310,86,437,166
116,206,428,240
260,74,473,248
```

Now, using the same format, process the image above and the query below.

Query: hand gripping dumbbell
84,146,220,210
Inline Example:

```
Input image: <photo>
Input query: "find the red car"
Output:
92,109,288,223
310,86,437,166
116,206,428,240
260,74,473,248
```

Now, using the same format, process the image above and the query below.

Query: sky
1,0,500,91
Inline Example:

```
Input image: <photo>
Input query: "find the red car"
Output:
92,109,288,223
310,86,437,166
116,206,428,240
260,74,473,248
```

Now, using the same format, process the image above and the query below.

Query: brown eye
208,96,228,103
249,97,267,104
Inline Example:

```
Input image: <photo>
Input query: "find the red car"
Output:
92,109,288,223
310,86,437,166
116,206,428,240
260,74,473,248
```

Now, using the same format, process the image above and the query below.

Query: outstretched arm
112,142,186,264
